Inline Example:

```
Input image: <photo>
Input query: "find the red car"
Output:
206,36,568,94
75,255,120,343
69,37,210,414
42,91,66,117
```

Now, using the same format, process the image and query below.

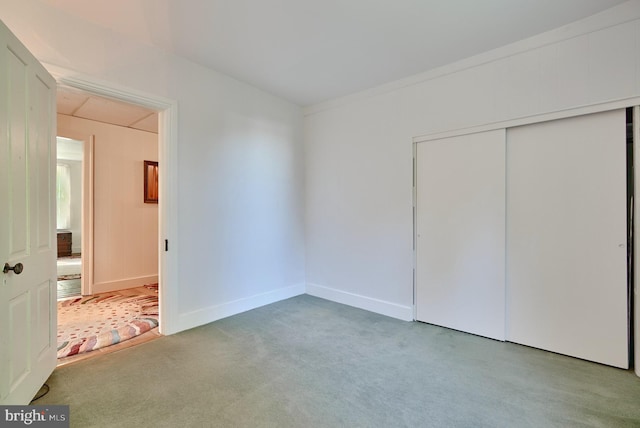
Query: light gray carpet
35,295,640,427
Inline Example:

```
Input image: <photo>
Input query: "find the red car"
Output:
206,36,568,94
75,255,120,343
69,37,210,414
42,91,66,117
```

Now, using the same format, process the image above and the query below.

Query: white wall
58,114,159,292
0,0,305,333
304,1,640,320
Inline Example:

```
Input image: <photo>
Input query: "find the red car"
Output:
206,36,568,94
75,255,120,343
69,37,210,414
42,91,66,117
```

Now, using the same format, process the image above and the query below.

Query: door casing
50,67,179,335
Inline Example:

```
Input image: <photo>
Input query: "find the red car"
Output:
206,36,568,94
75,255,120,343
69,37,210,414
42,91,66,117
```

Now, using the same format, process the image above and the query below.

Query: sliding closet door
507,110,627,368
416,130,505,340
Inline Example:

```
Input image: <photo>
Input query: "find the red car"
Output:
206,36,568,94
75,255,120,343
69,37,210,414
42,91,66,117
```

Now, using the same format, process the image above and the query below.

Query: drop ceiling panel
130,113,159,133
56,89,89,115
57,86,158,133
74,96,154,127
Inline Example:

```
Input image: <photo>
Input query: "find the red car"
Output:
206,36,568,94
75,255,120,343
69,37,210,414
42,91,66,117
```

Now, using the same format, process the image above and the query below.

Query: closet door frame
413,99,639,369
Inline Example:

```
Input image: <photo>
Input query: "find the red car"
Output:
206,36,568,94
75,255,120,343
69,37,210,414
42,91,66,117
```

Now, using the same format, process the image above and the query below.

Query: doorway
56,87,160,362
51,75,177,362
52,72,179,338
56,136,83,300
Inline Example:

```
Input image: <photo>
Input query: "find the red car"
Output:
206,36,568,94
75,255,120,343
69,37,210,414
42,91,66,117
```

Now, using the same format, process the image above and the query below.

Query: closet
415,109,629,368
415,129,506,341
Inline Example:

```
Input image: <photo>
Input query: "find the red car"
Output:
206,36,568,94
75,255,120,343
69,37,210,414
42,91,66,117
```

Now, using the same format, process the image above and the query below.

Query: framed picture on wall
144,160,158,203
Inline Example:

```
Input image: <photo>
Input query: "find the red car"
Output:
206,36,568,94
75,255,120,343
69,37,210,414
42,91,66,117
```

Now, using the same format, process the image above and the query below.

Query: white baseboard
306,282,413,321
175,283,306,333
91,275,158,294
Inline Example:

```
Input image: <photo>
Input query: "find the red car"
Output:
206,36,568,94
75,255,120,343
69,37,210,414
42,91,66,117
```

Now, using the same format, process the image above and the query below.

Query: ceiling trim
413,95,640,144
49,65,175,112
303,2,640,116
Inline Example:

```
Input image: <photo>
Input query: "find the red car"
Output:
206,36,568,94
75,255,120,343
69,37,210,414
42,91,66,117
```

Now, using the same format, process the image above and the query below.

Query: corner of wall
173,282,306,334
306,282,413,321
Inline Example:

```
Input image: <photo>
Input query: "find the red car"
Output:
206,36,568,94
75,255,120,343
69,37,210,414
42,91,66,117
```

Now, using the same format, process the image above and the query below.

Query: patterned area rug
144,283,158,293
57,294,159,358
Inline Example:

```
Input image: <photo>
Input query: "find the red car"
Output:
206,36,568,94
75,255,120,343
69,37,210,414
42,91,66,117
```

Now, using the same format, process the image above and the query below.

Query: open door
0,19,57,404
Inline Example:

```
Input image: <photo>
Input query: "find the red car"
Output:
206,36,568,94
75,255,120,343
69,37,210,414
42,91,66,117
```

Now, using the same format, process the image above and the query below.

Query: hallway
56,255,81,300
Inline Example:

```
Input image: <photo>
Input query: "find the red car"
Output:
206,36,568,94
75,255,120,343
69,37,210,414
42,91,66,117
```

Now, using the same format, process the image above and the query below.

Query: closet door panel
506,110,627,368
416,129,506,340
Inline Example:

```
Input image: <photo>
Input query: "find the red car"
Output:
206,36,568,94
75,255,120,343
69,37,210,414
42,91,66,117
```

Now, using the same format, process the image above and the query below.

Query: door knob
3,262,23,274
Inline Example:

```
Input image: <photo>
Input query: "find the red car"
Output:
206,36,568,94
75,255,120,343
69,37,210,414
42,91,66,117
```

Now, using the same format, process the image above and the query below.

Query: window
56,163,71,230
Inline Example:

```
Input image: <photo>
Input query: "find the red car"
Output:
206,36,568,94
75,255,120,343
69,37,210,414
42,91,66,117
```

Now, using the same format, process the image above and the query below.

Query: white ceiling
57,86,158,133
43,0,627,106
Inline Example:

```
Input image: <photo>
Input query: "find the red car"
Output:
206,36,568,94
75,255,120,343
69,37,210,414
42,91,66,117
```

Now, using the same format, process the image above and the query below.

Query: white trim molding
304,3,640,116
92,275,159,294
306,283,413,321
176,283,306,333
413,96,640,144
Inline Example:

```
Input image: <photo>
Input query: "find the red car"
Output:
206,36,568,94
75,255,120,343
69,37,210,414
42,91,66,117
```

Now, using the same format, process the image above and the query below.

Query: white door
415,129,506,340
507,110,628,368
0,20,57,404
